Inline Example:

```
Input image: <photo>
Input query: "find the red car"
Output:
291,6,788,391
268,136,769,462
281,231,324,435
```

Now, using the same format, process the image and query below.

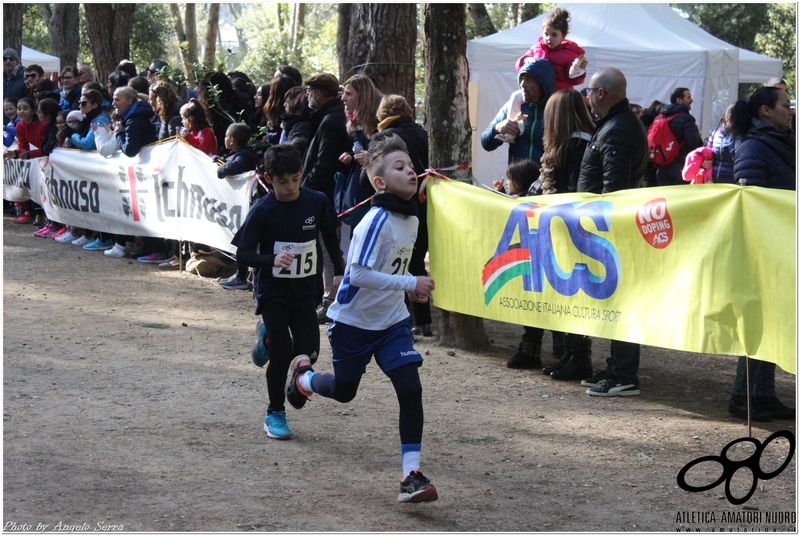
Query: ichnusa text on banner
4,140,252,253
427,180,795,374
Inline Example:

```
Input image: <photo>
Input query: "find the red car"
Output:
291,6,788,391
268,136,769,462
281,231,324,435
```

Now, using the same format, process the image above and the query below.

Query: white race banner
4,140,253,253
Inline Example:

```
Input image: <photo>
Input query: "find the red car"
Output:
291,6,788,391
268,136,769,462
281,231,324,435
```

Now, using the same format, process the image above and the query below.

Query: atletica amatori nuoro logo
482,200,621,305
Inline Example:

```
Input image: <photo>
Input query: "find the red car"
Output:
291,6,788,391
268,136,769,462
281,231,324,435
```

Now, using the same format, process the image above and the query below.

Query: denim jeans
731,356,776,398
606,340,640,384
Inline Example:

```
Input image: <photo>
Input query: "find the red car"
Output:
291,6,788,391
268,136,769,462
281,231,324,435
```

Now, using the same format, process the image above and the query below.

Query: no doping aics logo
482,201,621,305
636,197,674,249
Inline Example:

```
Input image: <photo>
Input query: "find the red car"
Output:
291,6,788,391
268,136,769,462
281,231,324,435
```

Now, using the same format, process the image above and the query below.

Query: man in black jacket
300,73,348,322
577,68,647,397
654,87,702,186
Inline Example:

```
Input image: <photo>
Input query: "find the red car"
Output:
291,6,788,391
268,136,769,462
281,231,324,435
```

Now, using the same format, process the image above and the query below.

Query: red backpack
647,113,684,167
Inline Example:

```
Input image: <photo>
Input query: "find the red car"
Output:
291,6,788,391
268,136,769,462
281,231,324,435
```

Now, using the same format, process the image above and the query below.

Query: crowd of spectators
2,52,435,337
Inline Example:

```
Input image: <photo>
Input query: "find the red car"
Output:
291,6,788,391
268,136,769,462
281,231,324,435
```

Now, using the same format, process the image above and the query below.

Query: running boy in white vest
285,134,438,503
232,143,344,440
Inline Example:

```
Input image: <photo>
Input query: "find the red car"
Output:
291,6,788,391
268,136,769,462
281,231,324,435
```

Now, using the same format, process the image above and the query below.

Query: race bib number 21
272,240,317,278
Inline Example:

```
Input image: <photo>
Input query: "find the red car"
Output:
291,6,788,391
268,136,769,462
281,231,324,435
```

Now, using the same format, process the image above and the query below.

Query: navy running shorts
326,319,423,382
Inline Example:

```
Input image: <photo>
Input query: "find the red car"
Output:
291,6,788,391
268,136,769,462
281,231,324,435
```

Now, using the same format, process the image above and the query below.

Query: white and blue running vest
327,206,419,331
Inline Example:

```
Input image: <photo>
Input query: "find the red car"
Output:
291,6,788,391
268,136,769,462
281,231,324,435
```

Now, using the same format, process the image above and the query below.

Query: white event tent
21,45,61,73
467,3,783,185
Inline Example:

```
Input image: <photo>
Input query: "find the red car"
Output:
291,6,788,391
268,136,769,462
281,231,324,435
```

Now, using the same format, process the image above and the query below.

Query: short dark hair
108,71,130,91
25,64,44,77
226,123,251,148
264,144,302,178
670,87,690,104
117,60,137,79
128,76,150,94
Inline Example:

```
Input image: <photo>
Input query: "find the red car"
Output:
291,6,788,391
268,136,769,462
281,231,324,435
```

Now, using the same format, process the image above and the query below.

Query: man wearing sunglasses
3,48,26,109
23,65,44,98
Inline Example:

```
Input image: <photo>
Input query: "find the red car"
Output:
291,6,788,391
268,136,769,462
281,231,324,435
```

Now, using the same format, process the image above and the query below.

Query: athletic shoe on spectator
18,212,36,225
219,274,249,290
137,252,169,264
158,256,183,270
104,243,127,258
586,377,639,397
54,230,76,243
51,226,69,239
71,235,92,247
83,238,114,251
580,369,610,387
32,213,44,227
33,223,54,237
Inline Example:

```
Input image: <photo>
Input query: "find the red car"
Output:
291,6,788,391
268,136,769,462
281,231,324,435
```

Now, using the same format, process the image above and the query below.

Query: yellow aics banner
428,180,796,374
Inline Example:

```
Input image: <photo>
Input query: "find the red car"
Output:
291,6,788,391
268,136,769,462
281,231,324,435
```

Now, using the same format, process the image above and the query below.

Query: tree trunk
336,3,353,80
184,4,198,67
340,5,417,106
508,3,520,27
203,3,220,68
38,4,80,70
3,4,24,57
84,4,136,84
226,3,248,62
276,3,285,33
289,3,306,66
520,3,541,23
421,3,488,351
467,3,497,37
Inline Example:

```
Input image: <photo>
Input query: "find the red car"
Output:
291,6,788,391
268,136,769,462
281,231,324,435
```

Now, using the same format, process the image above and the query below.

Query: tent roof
21,45,60,73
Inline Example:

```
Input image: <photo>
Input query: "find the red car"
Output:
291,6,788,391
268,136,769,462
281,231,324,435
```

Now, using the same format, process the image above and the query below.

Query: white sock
298,371,315,394
402,450,421,478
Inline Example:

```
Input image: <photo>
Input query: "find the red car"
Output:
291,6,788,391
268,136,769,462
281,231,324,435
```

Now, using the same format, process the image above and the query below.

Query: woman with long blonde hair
336,74,382,227
539,89,595,194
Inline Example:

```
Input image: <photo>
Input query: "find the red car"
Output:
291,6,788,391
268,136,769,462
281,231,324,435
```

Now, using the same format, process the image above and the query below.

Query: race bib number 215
272,240,317,278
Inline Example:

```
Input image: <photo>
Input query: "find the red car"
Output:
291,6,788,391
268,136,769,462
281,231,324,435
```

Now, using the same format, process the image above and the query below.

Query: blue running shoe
251,319,269,367
83,238,114,251
264,411,292,440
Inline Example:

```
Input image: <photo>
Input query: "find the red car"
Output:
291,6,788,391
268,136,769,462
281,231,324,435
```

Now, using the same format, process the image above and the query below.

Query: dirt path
3,216,796,532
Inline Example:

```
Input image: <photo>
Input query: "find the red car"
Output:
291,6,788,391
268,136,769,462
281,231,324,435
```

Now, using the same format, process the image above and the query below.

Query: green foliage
676,3,769,51
755,3,796,96
21,4,51,54
129,3,174,71
233,3,337,85
675,4,796,99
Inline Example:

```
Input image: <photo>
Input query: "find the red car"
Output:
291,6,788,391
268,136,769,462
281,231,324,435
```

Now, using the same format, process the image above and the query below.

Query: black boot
753,396,794,420
729,395,772,422
506,341,542,369
543,334,572,375
551,331,566,357
550,335,592,381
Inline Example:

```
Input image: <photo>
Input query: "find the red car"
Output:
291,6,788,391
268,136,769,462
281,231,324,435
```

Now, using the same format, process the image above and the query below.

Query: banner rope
337,162,470,218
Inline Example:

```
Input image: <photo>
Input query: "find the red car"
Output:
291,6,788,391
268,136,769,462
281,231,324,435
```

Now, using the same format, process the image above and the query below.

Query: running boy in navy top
231,144,344,440
285,134,438,503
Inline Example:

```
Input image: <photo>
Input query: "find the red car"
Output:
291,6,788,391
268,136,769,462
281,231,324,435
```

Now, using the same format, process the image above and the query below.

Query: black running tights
312,363,423,444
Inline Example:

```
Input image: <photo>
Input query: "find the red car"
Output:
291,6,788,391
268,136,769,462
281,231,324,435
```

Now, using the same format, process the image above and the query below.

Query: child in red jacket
499,9,589,144
179,98,218,156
